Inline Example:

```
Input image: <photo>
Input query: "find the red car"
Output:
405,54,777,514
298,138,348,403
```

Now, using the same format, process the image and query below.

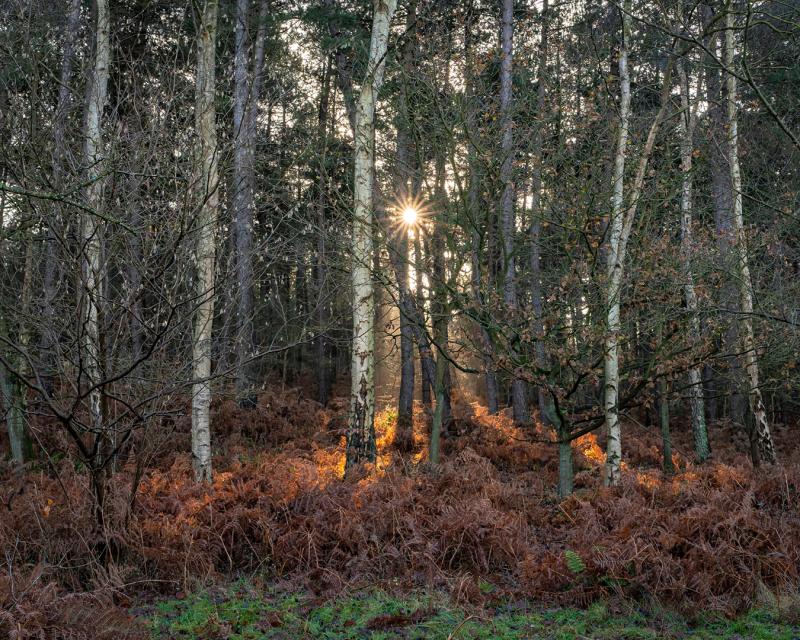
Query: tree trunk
603,1,632,487
723,9,776,465
392,1,416,449
82,0,111,469
603,36,673,485
0,184,32,465
345,0,397,473
499,0,528,425
530,0,550,425
557,414,573,499
233,0,269,403
326,0,433,417
658,374,674,474
191,0,220,483
40,0,82,391
414,234,433,408
703,4,746,428
464,10,499,414
316,57,333,406
677,57,710,462
429,161,451,463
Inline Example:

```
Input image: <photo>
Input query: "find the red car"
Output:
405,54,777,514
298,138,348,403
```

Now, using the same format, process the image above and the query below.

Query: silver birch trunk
604,12,673,485
723,10,777,465
677,58,710,462
191,0,220,483
82,0,111,456
603,2,632,487
345,0,398,473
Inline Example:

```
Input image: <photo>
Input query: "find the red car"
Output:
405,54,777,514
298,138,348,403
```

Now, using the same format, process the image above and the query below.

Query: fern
564,549,586,575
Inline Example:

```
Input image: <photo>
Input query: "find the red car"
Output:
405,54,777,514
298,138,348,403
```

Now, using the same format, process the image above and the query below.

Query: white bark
724,10,776,464
603,2,632,487
82,0,111,446
677,59,710,461
604,9,674,485
346,0,398,472
191,0,220,483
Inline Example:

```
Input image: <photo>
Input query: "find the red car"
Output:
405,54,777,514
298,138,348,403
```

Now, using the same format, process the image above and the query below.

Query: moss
146,585,800,639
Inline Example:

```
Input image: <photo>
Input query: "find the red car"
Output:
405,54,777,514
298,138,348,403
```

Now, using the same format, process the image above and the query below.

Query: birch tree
346,0,398,473
82,0,111,464
723,7,776,465
603,2,633,486
604,8,675,485
677,57,710,461
191,0,220,483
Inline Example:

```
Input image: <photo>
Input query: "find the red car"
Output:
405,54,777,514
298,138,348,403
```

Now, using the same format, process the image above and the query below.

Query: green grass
144,583,800,639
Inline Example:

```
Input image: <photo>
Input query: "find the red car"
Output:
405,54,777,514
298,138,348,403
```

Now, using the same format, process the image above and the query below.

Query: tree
604,7,674,486
499,0,529,426
346,0,398,473
603,0,633,486
82,0,112,469
723,5,776,465
233,0,269,404
677,54,710,462
191,0,220,483
391,0,417,450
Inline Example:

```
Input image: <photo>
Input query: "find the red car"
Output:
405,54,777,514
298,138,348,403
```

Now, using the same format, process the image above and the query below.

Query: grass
144,583,800,639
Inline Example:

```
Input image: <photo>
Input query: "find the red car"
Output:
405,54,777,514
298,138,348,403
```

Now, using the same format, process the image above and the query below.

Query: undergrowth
1,389,800,638
145,582,800,639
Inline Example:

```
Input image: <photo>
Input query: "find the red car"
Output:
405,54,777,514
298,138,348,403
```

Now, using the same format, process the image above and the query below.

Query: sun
393,197,427,234
402,206,418,226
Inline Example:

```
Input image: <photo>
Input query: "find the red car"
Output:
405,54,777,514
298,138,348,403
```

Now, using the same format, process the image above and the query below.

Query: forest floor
142,582,800,639
2,386,800,638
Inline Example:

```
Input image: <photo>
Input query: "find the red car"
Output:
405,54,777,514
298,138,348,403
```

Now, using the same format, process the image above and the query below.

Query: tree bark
191,0,220,483
723,8,776,465
233,0,269,403
703,4,746,427
530,0,550,425
41,0,83,389
315,57,333,406
391,2,416,448
603,2,632,487
604,7,673,485
414,234,434,407
677,57,710,461
345,0,398,473
82,0,111,469
658,374,674,474
499,0,528,425
465,8,499,414
0,179,32,464
325,0,434,416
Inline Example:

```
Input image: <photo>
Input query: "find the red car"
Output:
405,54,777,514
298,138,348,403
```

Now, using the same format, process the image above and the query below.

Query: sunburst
392,195,429,235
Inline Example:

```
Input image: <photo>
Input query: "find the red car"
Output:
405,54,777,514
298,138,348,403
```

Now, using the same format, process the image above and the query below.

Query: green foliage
564,549,586,575
145,585,800,639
